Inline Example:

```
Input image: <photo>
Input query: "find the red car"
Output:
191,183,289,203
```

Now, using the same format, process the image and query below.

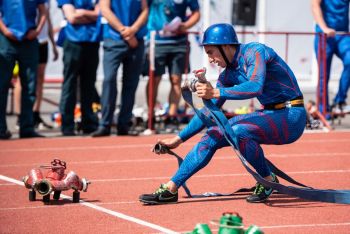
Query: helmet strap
217,45,233,68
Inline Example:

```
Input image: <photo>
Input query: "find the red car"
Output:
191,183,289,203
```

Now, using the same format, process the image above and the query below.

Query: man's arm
26,3,47,40
0,17,17,40
100,0,125,33
127,0,148,38
100,0,148,47
47,7,59,61
62,4,98,25
311,0,336,37
178,10,200,33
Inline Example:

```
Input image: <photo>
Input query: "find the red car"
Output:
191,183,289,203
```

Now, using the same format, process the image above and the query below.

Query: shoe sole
139,199,178,205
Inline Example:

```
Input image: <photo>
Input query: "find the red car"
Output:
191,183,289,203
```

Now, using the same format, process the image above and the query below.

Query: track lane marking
0,174,179,234
0,152,349,168
0,201,138,211
2,169,349,185
87,169,350,182
1,136,350,153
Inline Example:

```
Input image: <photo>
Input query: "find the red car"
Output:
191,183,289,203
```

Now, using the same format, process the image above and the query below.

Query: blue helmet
202,23,240,45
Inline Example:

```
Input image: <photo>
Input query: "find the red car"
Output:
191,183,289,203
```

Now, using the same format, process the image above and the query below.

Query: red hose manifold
22,159,90,203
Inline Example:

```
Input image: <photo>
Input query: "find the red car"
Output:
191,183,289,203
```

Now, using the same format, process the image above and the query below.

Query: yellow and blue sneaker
246,173,279,203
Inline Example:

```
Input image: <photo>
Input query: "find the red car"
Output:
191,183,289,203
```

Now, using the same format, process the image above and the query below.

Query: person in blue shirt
312,0,350,115
0,0,47,139
91,0,148,137
145,0,200,132
57,0,101,136
139,23,307,204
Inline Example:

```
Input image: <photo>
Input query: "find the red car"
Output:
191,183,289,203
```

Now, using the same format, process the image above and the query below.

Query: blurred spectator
14,1,59,130
57,0,101,136
91,0,148,137
145,0,200,132
312,0,350,115
0,0,47,139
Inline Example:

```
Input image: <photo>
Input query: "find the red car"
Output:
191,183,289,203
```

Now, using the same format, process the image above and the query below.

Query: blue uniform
57,0,102,42
0,0,46,137
103,0,147,41
315,0,350,112
99,0,146,134
172,43,307,187
57,0,101,135
0,0,46,40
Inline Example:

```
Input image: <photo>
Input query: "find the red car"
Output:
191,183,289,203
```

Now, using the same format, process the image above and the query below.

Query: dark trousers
100,39,144,130
0,33,38,134
315,34,350,112
60,40,100,133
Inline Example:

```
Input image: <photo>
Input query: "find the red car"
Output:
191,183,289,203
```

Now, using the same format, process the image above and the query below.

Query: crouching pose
139,23,307,204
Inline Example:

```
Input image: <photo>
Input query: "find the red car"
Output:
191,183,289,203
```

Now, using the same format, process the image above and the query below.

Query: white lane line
0,201,138,211
0,152,349,168
87,169,350,183
0,144,156,152
1,136,350,153
1,169,349,186
0,174,179,234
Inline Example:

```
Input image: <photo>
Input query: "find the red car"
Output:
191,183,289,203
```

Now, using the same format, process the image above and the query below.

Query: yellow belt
266,98,304,110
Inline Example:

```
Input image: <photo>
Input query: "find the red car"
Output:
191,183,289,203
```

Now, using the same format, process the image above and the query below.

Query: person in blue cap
312,0,350,115
0,0,47,139
57,0,101,136
139,23,307,204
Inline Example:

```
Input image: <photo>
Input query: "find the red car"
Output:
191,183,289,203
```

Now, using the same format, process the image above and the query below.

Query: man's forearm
36,4,47,34
130,0,148,33
183,10,200,29
311,0,329,31
0,18,7,34
63,4,98,25
100,0,124,32
77,8,99,22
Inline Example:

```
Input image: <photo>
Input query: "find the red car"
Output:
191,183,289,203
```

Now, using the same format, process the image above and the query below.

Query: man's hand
196,82,220,99
3,28,17,41
125,36,138,48
156,136,183,150
52,46,59,61
25,29,38,40
120,26,136,40
323,27,336,37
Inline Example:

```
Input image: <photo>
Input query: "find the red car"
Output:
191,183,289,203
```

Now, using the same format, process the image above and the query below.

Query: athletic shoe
91,127,110,137
19,131,45,139
246,173,279,203
0,130,12,140
164,116,179,134
139,184,178,205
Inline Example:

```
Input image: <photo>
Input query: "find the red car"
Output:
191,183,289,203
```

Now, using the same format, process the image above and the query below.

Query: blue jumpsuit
171,42,307,187
315,0,350,112
0,0,46,136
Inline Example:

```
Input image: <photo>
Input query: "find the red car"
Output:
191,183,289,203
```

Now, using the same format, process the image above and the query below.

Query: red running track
0,131,350,233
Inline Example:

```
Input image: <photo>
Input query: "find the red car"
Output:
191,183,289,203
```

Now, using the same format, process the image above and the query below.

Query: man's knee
202,126,225,146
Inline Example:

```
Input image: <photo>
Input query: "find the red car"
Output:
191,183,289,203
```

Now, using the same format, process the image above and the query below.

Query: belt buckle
286,101,291,108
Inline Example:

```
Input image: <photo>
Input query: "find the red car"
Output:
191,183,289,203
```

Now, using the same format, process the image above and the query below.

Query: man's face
204,45,226,68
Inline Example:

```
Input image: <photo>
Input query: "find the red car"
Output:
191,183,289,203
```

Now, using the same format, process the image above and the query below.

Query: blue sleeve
57,0,72,8
188,0,199,11
219,44,266,100
37,0,47,4
178,81,226,142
